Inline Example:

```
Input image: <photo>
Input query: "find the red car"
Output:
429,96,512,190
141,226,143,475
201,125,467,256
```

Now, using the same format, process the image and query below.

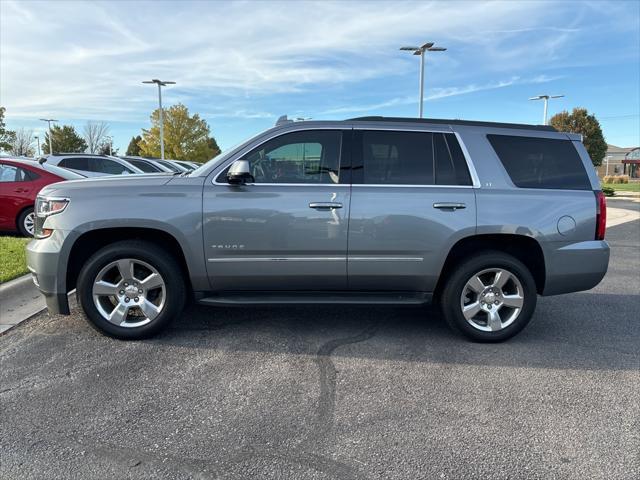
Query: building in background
597,145,640,178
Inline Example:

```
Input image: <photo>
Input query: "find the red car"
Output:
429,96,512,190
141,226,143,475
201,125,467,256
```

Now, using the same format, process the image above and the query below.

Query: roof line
347,116,557,132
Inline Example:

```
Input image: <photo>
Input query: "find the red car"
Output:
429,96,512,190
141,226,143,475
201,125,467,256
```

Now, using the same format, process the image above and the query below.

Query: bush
606,175,630,184
602,186,615,197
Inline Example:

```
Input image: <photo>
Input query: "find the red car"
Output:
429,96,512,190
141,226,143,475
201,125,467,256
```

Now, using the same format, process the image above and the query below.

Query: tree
126,135,142,156
83,121,110,154
41,124,87,154
97,142,118,156
9,128,35,156
138,103,220,162
207,137,221,159
549,108,607,166
0,106,16,152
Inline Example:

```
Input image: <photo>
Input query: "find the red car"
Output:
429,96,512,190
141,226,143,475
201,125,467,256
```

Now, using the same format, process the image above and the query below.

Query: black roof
348,116,557,132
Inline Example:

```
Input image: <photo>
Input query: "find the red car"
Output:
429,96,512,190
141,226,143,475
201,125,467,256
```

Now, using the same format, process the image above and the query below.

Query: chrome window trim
212,126,348,186
214,183,349,188
210,123,481,189
352,184,475,189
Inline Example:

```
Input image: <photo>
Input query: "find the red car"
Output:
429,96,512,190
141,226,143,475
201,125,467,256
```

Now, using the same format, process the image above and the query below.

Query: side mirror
226,160,254,185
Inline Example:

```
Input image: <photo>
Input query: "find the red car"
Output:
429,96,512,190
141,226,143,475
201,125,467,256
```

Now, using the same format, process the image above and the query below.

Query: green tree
138,103,219,162
549,108,607,166
126,135,142,156
41,124,87,154
0,107,16,152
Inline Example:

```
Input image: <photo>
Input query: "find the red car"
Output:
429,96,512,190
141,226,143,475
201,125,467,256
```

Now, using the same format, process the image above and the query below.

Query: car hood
39,174,175,197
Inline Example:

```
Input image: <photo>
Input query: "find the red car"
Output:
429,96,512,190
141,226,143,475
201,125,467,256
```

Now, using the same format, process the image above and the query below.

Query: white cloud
0,0,633,123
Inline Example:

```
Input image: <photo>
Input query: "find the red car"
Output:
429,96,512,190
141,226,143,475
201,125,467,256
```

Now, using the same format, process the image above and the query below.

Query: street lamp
529,94,564,125
34,135,40,156
39,118,58,154
142,79,176,160
400,42,447,118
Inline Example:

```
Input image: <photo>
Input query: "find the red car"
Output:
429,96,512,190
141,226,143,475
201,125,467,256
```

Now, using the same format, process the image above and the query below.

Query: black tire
17,207,35,237
440,251,537,342
77,240,186,340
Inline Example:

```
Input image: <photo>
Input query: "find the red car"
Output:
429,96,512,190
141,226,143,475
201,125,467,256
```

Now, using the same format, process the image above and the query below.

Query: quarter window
242,130,342,184
0,164,30,182
487,134,591,190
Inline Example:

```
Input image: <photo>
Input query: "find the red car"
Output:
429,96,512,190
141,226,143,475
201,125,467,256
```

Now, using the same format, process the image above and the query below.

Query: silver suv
26,117,609,341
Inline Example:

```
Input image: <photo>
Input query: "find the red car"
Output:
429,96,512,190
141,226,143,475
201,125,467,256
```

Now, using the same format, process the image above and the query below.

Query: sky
1,0,639,154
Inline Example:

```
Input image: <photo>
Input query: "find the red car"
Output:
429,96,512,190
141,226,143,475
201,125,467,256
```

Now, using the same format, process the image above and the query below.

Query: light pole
39,118,58,154
143,79,176,160
400,42,446,118
34,135,40,156
529,94,564,125
605,155,611,176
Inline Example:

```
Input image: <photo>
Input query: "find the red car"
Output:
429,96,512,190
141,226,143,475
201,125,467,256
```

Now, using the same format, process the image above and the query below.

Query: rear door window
487,134,590,190
59,157,89,171
355,130,472,186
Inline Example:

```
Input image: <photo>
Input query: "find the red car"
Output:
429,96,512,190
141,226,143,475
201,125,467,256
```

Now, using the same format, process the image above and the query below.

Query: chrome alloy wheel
460,268,524,332
92,258,166,328
23,212,35,236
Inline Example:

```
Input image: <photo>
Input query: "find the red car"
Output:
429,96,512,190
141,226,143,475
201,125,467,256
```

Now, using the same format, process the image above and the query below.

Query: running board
196,291,432,306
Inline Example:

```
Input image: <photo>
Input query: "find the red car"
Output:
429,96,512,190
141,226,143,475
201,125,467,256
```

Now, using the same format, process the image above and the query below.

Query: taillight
595,191,606,240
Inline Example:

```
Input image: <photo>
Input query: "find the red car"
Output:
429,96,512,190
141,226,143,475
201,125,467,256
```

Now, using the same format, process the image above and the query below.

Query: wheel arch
66,227,193,295
435,233,546,297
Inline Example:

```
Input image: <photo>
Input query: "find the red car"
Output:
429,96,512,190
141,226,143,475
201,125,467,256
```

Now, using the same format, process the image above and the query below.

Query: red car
0,158,85,236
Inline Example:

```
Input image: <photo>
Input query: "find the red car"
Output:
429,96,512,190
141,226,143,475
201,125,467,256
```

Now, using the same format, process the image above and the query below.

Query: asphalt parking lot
1,201,639,480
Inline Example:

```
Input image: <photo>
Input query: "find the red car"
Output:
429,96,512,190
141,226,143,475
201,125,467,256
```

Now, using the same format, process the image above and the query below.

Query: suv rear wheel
440,251,537,342
77,240,185,339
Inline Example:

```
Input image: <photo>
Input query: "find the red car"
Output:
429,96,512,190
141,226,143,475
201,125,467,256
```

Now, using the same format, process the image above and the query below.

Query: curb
0,273,46,334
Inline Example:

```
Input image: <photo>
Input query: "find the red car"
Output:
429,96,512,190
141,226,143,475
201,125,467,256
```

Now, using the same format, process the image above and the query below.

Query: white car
40,154,145,177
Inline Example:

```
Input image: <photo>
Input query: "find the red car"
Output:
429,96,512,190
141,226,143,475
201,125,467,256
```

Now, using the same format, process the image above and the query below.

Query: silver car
40,154,144,177
27,117,609,341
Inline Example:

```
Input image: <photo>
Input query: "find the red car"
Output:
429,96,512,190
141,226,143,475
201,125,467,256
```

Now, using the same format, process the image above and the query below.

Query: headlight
34,196,69,239
35,196,69,217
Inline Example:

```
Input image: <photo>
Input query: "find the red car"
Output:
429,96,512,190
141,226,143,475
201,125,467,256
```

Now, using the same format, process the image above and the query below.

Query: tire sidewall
442,252,537,342
17,207,34,237
77,241,185,340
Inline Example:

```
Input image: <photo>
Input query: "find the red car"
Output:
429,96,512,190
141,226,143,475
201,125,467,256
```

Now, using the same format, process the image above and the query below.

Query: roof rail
347,116,557,132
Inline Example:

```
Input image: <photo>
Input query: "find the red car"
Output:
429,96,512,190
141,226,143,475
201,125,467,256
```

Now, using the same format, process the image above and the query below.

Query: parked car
40,154,144,177
154,158,189,172
171,160,197,171
0,158,85,236
119,156,174,173
27,117,609,341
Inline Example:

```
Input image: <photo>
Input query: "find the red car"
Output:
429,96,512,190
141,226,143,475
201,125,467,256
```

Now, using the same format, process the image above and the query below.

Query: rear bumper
542,240,610,296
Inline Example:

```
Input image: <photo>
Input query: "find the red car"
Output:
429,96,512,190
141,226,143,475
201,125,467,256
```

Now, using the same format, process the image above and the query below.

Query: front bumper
542,240,610,296
26,229,75,315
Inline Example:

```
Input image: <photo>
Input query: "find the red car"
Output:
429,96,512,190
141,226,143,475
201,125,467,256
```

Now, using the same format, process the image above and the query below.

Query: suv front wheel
77,240,186,339
440,251,537,342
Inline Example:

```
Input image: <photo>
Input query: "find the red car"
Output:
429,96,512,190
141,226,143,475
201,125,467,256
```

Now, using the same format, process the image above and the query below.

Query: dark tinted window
59,157,89,171
437,133,472,186
127,159,159,173
90,158,133,174
358,131,472,186
488,134,590,190
243,130,342,184
362,130,433,185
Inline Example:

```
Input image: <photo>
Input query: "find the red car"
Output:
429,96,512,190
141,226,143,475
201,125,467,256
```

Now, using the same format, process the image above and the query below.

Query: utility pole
39,118,58,154
143,79,176,160
400,43,447,118
529,95,564,125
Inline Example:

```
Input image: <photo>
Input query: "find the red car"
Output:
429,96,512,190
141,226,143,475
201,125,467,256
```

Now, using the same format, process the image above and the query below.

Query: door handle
309,202,343,210
433,202,466,210
14,188,28,193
